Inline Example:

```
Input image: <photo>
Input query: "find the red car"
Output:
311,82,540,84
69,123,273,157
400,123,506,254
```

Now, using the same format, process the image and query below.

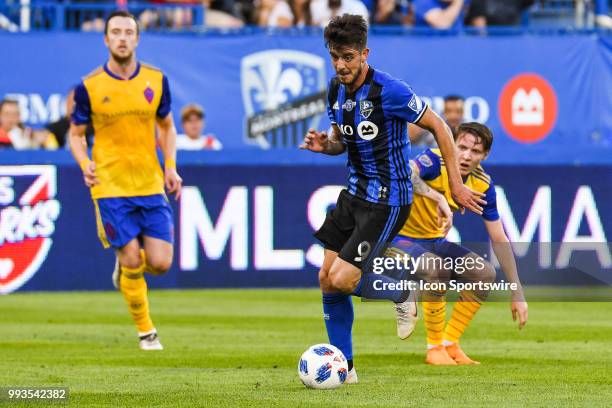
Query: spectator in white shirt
176,104,223,151
0,99,39,149
310,0,369,27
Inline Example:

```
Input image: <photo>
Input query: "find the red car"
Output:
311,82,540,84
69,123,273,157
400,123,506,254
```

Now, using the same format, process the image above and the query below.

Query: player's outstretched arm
416,108,486,215
484,219,528,329
410,161,453,234
69,123,99,187
299,125,346,155
156,113,183,200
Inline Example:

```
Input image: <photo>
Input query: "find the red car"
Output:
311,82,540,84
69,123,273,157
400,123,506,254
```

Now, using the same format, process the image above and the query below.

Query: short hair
444,94,465,103
181,104,205,122
456,122,493,152
324,14,368,51
104,10,139,35
0,98,18,113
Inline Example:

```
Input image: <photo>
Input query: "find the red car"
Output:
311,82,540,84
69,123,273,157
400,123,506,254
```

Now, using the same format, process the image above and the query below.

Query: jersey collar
104,61,141,81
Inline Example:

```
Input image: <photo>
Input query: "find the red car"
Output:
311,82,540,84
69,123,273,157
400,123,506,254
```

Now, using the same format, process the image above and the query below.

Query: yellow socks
423,301,446,348
443,291,482,344
119,262,154,335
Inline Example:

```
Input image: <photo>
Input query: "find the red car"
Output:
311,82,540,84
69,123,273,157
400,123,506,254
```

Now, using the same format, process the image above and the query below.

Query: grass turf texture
1,289,611,407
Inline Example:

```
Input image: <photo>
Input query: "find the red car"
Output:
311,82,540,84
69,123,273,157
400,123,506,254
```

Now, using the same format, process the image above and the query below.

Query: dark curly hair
324,14,368,51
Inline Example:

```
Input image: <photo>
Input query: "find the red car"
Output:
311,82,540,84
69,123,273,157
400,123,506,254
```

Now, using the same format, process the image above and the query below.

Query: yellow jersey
72,62,171,199
399,148,499,239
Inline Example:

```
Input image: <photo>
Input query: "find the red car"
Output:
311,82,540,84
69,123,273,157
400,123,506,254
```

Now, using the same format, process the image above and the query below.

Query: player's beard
110,49,134,66
345,64,363,88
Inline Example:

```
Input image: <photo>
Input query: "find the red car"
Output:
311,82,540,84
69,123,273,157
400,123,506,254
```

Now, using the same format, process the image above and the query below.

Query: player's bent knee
318,268,334,292
119,252,143,270
328,270,358,294
146,258,172,275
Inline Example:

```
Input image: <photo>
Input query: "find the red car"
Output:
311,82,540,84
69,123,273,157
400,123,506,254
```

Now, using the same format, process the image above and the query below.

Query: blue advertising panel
0,32,611,163
1,160,610,293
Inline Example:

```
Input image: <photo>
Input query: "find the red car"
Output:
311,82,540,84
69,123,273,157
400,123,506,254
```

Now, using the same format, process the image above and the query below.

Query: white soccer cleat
396,291,418,340
112,256,121,290
345,368,358,384
139,331,164,351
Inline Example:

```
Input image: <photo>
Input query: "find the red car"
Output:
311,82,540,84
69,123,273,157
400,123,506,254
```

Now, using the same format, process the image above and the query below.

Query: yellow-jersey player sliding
391,122,528,365
69,11,182,351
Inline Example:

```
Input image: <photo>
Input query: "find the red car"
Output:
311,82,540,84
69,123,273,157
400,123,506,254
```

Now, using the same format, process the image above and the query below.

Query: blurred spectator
442,94,464,134
465,0,534,27
176,104,222,150
202,0,244,27
373,0,404,24
310,0,369,27
409,94,465,146
260,0,312,27
39,89,94,150
412,0,466,29
134,0,245,30
0,99,40,149
595,0,612,28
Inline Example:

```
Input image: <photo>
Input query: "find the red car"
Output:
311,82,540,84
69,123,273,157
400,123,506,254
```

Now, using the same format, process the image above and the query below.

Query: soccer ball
298,343,348,389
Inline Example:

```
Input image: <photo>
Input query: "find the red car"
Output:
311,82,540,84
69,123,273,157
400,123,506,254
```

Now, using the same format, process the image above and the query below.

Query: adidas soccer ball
298,343,348,389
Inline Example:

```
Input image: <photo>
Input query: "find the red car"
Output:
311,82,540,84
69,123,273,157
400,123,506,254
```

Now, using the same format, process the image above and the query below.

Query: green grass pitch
1,289,611,407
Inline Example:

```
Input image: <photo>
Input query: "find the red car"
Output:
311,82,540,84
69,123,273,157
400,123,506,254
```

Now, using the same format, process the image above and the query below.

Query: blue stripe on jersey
338,85,358,196
395,119,411,204
355,84,380,203
398,121,413,204
386,119,400,205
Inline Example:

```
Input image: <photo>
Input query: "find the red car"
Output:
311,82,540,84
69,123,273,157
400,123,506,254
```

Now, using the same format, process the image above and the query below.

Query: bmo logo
339,121,379,141
498,73,558,143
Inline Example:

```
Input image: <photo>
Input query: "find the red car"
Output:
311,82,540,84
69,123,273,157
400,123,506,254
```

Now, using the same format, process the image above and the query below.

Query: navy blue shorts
390,235,472,261
93,194,174,249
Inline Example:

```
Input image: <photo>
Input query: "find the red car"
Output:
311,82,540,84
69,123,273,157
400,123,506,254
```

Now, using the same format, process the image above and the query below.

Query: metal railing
0,0,609,33
0,1,205,32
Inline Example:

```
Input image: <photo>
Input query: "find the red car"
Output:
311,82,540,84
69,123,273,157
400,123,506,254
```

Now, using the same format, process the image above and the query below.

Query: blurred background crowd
0,0,610,31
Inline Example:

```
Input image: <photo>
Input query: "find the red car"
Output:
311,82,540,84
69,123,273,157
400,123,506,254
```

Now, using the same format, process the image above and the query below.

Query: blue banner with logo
1,32,611,163
0,159,610,293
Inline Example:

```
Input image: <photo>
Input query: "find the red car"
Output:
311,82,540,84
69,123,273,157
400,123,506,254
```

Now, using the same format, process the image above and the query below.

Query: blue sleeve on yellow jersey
414,148,441,180
482,183,500,221
72,82,91,125
156,75,171,118
381,80,427,123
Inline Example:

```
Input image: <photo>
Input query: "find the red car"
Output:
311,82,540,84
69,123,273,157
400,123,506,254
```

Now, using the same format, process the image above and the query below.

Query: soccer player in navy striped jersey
300,14,486,382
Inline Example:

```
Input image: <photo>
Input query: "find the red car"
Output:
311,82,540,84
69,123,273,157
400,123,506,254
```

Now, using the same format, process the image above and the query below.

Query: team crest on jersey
144,86,154,104
0,166,60,294
241,50,326,148
408,94,424,113
357,120,378,141
418,154,433,167
342,99,356,112
359,100,374,118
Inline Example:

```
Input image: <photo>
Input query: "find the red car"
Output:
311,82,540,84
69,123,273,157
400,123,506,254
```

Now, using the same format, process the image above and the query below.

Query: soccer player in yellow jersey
391,122,528,364
69,10,182,351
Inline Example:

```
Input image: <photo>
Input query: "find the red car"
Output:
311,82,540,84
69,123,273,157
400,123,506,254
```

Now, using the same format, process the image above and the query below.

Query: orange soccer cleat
445,343,480,365
425,345,457,365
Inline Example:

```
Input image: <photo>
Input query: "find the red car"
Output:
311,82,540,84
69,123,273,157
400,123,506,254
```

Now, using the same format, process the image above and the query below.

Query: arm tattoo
410,162,432,195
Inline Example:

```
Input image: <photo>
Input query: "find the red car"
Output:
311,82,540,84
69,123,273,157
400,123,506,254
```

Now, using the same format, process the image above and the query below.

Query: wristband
79,158,91,172
165,158,176,170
